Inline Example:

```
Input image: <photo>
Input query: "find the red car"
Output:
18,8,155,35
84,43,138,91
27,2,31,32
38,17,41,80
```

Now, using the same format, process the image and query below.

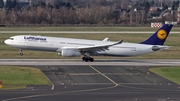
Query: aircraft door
18,37,23,44
136,46,141,52
49,39,54,46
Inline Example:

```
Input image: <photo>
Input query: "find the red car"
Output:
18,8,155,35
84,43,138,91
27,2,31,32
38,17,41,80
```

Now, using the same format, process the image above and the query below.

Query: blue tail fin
140,24,173,45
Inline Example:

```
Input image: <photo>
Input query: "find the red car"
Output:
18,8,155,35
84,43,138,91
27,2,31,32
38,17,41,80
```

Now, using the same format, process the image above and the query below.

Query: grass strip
149,67,180,84
0,66,51,90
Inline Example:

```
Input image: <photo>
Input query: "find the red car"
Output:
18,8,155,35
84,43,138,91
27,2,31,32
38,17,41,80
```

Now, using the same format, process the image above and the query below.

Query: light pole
134,8,137,24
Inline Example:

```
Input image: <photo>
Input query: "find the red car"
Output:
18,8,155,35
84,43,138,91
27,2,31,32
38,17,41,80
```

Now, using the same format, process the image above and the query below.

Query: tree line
0,0,179,26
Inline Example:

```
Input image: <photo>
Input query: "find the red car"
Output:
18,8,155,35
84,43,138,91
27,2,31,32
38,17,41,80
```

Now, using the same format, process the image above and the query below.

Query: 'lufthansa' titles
157,30,167,40
24,36,47,42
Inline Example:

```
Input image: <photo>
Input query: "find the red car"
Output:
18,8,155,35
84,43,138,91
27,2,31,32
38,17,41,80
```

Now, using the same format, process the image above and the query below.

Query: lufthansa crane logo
157,29,167,40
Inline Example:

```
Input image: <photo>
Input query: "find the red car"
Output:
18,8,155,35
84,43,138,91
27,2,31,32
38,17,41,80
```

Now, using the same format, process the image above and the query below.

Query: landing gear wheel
82,56,94,62
20,53,23,56
82,57,85,61
20,49,23,56
84,58,89,62
89,58,94,62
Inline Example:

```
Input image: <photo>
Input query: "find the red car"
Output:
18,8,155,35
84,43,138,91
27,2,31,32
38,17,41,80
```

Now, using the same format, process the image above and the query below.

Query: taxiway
0,59,180,101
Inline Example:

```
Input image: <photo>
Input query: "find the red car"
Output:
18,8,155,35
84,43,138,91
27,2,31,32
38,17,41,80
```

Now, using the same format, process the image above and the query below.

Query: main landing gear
82,56,94,62
20,49,23,56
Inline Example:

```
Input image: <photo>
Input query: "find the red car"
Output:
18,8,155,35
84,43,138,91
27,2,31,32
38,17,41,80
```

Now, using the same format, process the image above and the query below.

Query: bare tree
0,10,6,24
10,10,18,24
46,7,52,24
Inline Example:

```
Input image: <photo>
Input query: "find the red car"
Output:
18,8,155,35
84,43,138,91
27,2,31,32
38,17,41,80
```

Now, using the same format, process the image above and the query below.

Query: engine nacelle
61,49,81,57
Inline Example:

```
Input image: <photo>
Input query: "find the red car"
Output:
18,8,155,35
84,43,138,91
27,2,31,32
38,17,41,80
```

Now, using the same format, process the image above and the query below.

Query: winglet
113,39,123,45
103,37,109,41
140,24,173,45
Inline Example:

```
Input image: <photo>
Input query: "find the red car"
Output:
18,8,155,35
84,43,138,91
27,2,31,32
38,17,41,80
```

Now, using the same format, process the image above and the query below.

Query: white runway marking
0,59,180,66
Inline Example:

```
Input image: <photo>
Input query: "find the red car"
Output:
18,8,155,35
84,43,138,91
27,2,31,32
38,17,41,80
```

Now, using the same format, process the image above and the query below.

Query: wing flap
77,39,123,51
56,40,123,52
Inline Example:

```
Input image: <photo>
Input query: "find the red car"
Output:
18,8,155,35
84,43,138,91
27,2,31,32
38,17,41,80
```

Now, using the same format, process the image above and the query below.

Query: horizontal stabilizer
152,46,170,51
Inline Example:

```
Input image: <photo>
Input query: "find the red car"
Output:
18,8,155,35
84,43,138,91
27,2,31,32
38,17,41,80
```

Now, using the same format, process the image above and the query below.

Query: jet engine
61,49,81,57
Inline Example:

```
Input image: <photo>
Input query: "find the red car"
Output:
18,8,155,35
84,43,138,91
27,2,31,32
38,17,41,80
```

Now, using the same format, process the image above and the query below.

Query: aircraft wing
77,40,123,51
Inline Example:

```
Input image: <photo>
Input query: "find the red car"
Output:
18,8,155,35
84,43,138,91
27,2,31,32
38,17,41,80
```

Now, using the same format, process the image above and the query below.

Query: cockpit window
9,38,14,40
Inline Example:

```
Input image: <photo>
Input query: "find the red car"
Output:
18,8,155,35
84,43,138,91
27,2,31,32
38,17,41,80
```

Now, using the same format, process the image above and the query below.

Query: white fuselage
4,35,162,57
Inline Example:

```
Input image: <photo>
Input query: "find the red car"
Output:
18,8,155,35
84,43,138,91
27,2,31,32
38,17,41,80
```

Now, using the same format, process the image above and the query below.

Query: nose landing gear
20,49,23,56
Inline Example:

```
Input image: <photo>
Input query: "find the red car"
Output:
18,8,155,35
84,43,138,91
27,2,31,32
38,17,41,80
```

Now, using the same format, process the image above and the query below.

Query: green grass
0,66,51,89
149,67,180,84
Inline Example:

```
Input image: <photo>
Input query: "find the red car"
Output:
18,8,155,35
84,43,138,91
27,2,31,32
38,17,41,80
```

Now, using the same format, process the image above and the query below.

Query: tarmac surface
0,59,180,66
0,59,180,101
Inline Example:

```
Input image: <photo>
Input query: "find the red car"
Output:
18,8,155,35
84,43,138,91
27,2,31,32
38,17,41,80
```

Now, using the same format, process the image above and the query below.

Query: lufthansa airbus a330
4,24,173,62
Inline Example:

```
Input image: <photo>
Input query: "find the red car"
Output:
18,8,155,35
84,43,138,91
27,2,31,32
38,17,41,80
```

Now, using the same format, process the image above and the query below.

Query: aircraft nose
4,39,9,45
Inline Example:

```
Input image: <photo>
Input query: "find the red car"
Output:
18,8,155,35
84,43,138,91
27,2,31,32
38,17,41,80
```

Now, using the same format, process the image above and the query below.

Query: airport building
3,0,32,6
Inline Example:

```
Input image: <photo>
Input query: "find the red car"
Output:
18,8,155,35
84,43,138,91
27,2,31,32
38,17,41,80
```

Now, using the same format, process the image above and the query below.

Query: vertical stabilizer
140,24,173,45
